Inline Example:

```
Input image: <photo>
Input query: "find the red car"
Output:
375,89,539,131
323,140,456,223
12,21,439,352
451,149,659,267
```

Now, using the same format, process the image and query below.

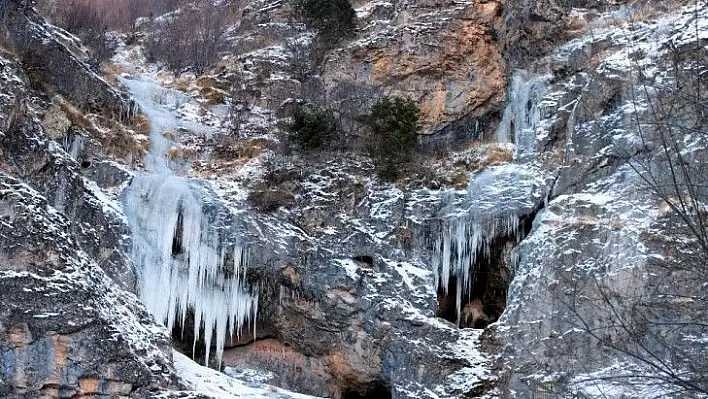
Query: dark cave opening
436,276,460,323
435,249,504,330
342,381,393,399
171,308,207,362
80,160,91,168
170,305,272,367
353,255,374,267
435,214,537,329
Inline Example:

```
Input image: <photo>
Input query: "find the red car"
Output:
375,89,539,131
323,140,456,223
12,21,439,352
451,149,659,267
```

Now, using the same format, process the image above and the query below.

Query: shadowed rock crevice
436,212,537,329
342,381,393,399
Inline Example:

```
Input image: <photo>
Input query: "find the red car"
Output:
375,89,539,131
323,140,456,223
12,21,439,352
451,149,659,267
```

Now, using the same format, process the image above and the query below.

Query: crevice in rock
80,160,91,168
171,309,207,361
342,381,392,399
435,210,538,329
352,255,374,267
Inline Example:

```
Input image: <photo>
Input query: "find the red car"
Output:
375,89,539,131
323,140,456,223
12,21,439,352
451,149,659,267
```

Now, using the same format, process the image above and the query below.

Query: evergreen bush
370,96,421,181
289,104,338,150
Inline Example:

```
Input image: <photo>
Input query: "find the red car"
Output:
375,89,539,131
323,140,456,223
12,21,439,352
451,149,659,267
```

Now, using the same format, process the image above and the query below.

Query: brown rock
324,0,507,133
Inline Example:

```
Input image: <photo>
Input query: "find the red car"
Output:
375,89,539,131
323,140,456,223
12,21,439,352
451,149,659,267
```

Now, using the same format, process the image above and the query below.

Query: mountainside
0,0,706,398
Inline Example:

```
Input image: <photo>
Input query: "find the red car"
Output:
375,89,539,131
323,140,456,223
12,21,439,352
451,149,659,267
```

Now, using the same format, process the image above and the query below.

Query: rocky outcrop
0,45,179,396
484,5,708,396
0,55,136,291
324,0,507,133
0,171,177,397
1,0,138,121
1,0,707,398
226,0,507,136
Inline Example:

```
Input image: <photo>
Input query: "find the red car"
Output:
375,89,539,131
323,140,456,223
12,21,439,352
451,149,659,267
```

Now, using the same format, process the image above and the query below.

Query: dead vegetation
168,146,198,161
426,142,514,189
247,183,295,213
212,136,275,161
479,145,513,169
42,96,149,166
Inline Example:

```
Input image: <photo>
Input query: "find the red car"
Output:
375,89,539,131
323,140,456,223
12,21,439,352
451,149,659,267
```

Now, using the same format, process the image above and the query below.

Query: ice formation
496,71,552,161
433,71,552,322
433,165,547,321
121,75,257,367
433,210,524,320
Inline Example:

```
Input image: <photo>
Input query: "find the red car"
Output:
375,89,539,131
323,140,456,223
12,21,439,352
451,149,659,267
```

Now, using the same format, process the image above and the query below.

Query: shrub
144,1,230,74
369,96,421,181
289,104,338,150
292,0,356,40
248,184,294,213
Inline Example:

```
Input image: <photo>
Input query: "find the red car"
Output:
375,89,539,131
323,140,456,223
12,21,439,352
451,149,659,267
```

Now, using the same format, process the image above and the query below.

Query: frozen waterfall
432,70,555,322
496,71,552,161
120,75,257,367
433,165,547,322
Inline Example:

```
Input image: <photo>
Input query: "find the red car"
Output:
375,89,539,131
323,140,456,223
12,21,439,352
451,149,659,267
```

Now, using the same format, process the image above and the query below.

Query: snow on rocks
166,350,322,399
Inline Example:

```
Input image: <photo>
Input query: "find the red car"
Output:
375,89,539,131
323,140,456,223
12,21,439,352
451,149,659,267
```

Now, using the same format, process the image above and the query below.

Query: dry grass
610,219,626,230
59,100,96,132
172,77,193,93
213,136,274,161
45,96,148,165
167,146,197,161
161,130,180,141
101,62,128,86
451,171,470,189
597,4,663,29
629,6,661,23
479,145,513,168
565,15,589,39
99,128,150,165
550,146,566,165
196,76,219,89
130,114,151,136
200,86,226,105
196,75,228,105
42,100,72,140
394,226,413,248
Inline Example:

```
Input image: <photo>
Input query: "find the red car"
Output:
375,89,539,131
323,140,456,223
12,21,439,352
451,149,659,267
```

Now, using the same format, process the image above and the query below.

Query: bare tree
144,0,230,74
284,37,313,84
228,68,249,138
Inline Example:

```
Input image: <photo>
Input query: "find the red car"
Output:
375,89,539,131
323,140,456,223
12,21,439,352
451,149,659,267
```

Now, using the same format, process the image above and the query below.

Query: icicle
495,71,552,161
434,203,524,322
69,135,85,161
121,72,258,368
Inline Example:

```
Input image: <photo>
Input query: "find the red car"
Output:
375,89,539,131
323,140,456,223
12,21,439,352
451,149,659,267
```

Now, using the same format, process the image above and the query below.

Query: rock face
1,0,138,121
324,0,507,132
484,5,708,396
0,0,707,399
0,172,175,398
0,44,177,396
227,0,507,136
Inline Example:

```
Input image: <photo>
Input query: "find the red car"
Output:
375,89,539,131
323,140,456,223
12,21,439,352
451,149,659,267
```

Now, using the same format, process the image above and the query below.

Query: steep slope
0,0,706,398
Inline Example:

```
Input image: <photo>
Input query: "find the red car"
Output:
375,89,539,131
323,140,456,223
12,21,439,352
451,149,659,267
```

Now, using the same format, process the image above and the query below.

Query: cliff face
0,0,706,398
323,0,507,132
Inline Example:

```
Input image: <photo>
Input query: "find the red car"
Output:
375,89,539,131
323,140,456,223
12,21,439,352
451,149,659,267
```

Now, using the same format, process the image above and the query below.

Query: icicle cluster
433,163,548,322
432,70,553,321
120,74,258,367
124,174,258,367
433,210,523,321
